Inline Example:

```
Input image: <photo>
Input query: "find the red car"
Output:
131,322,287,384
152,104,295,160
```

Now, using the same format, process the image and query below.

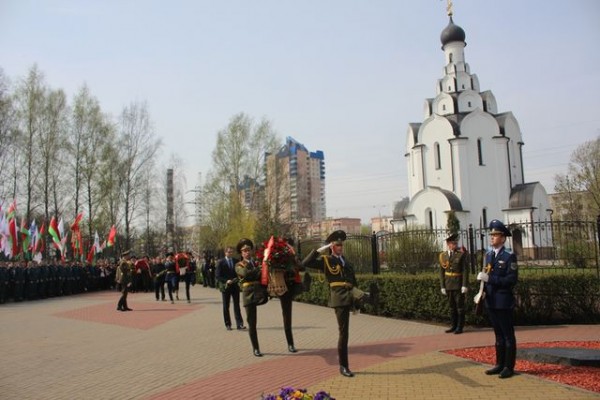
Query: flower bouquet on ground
256,236,296,297
261,386,335,400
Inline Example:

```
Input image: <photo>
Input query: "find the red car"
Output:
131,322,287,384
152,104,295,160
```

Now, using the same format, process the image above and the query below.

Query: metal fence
298,217,600,278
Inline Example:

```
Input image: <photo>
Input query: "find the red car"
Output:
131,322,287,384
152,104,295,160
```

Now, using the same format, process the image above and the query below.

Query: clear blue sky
1,0,599,224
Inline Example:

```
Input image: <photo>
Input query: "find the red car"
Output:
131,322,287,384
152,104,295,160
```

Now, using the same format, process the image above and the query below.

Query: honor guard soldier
477,219,518,379
235,238,268,357
116,250,134,311
439,232,469,334
302,230,369,378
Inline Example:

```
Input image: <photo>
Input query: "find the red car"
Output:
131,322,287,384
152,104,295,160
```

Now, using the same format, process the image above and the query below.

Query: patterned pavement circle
54,297,204,330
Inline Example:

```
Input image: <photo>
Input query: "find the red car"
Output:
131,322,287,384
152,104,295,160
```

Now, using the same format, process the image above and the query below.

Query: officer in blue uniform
477,219,518,379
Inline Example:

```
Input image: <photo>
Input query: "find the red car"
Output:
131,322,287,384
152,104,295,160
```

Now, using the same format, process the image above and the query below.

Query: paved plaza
1,286,598,399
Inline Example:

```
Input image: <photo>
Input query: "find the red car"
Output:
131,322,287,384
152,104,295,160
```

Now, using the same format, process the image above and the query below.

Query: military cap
121,250,131,257
326,230,347,244
489,219,511,237
236,238,254,254
445,233,459,242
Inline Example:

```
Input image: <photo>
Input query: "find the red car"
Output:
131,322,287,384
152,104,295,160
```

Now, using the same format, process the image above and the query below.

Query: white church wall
405,188,453,228
471,74,480,92
457,90,483,112
441,76,456,95
456,71,471,91
432,91,454,115
450,137,470,199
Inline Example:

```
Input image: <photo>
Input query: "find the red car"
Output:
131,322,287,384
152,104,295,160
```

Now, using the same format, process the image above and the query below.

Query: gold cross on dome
446,0,454,17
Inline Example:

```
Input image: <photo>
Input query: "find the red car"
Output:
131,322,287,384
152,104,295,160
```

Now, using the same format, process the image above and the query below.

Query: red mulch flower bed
445,341,600,393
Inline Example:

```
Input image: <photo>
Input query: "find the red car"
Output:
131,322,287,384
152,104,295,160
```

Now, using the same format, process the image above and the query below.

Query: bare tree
38,87,69,223
0,68,17,200
554,135,600,219
70,85,113,239
14,65,46,220
118,101,162,249
206,113,279,245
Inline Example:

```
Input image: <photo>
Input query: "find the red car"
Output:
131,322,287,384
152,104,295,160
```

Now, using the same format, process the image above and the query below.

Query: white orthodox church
400,14,552,241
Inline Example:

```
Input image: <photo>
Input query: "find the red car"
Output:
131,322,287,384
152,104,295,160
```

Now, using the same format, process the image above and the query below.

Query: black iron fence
298,217,600,279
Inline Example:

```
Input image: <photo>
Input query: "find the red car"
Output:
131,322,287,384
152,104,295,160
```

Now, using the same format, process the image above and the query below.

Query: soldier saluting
302,230,369,378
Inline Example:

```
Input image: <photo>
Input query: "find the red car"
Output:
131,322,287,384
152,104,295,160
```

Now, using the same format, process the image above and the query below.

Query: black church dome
440,17,466,47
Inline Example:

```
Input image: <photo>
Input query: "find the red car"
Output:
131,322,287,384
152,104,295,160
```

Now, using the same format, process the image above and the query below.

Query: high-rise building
265,136,326,224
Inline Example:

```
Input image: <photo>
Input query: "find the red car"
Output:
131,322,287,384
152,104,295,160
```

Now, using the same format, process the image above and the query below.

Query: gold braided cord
439,253,450,270
323,255,341,275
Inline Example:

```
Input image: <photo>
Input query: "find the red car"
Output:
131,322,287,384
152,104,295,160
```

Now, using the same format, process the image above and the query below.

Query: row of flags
0,200,117,264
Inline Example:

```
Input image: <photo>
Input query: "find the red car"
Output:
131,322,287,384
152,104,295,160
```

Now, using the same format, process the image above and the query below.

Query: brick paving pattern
1,286,598,399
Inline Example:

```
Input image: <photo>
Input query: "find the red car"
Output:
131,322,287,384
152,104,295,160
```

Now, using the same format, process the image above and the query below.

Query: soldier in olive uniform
235,238,268,357
116,250,134,311
439,233,469,334
278,237,304,353
302,230,368,378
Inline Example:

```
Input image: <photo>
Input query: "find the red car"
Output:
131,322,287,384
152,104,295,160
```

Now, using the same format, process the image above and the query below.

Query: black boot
123,299,133,311
454,314,464,334
485,344,505,375
250,331,262,357
116,298,124,311
445,312,457,333
285,329,297,352
339,366,354,377
499,345,516,378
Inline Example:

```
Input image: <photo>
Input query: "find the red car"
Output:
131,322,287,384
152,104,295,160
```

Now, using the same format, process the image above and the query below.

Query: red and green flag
106,225,117,247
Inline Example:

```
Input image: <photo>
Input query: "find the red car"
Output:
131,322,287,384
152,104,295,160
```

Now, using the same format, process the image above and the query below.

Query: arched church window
477,138,484,165
428,210,434,229
434,142,441,170
442,104,446,111
449,53,453,63
468,101,472,107
482,208,488,227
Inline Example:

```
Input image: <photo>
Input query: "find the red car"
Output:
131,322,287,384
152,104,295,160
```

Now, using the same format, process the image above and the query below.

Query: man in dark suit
439,233,469,334
215,246,245,331
477,219,518,379
302,230,368,378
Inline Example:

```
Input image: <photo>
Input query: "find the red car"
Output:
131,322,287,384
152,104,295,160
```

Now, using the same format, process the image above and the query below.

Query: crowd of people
0,258,117,303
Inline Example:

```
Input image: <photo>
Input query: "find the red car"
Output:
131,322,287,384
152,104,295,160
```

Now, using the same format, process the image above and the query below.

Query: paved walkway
1,286,598,399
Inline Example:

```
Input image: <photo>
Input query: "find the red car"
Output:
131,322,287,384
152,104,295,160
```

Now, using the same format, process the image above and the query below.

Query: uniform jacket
439,250,469,291
302,249,357,308
118,260,133,286
483,246,518,309
235,259,268,306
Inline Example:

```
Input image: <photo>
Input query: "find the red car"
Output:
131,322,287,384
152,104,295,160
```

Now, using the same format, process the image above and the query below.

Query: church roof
444,113,465,136
440,16,466,47
430,186,464,211
509,183,539,209
495,112,512,136
409,122,422,143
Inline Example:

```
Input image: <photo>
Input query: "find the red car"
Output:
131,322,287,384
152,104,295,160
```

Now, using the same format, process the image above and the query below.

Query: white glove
317,244,331,253
441,288,447,295
476,272,489,282
461,286,468,294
